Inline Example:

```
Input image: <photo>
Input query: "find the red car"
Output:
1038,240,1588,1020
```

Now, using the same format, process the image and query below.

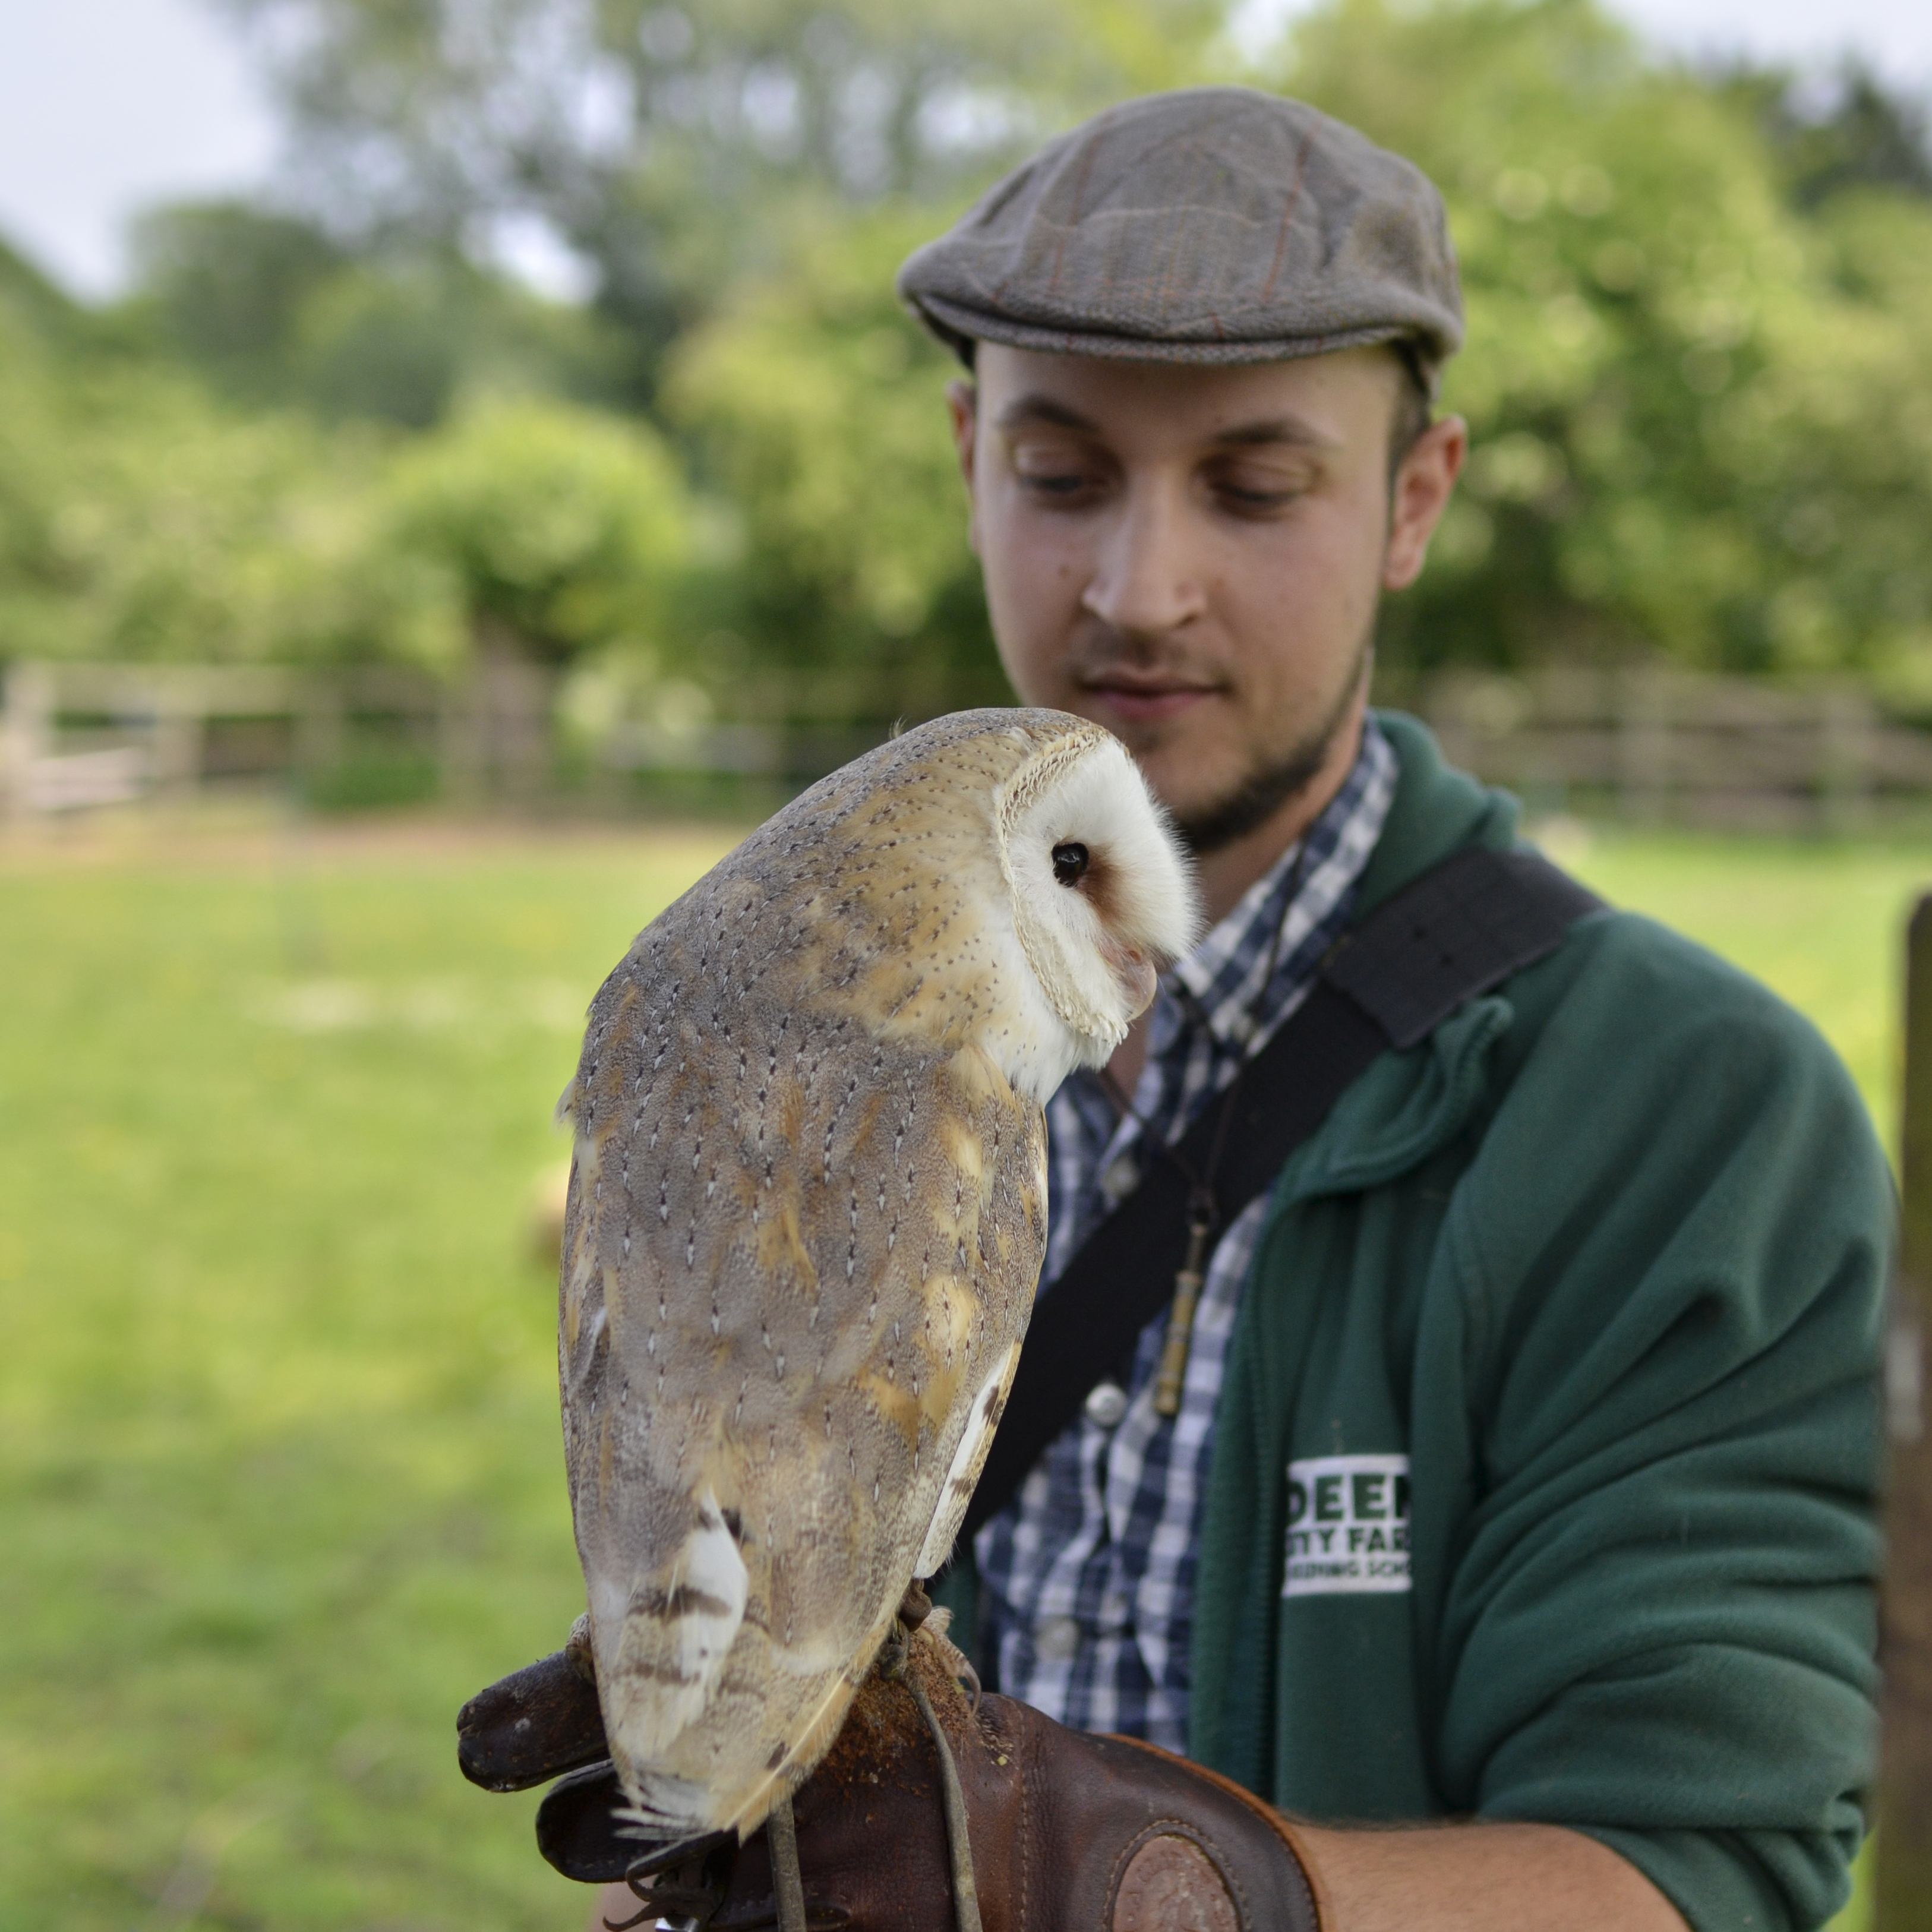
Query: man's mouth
1077,673,1220,728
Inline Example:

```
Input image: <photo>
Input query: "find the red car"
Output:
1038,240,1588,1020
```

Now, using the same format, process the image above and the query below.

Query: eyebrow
1209,418,1337,452
993,393,1338,451
993,394,1100,434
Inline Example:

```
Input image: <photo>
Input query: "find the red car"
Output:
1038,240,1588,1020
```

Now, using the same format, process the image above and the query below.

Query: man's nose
1080,483,1207,637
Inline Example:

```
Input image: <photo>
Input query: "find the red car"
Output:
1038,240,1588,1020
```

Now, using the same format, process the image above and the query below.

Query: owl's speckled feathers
556,708,1196,1855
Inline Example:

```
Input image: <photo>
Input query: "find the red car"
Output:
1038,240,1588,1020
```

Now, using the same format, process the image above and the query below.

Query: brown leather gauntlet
463,1623,1327,1932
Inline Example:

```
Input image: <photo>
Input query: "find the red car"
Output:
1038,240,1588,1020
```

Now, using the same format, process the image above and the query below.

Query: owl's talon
617,1836,737,1930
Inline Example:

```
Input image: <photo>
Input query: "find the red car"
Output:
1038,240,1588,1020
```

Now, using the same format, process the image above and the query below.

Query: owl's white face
990,728,1199,1097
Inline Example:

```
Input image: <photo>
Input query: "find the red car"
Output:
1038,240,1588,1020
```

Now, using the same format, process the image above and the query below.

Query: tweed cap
898,87,1463,389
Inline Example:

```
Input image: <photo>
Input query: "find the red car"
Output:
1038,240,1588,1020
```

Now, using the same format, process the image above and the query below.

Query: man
577,88,1888,1930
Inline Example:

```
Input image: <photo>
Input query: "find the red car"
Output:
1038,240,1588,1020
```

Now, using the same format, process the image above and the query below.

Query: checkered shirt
973,718,1397,1749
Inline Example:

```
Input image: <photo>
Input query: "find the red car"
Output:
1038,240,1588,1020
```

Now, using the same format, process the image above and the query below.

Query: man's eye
1011,441,1109,502
1215,481,1297,512
1021,472,1097,497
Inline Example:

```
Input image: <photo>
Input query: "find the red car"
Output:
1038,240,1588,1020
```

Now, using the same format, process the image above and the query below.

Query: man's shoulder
1357,711,1887,1213
1363,712,1835,1087
1456,897,1893,1325
1509,896,1858,1111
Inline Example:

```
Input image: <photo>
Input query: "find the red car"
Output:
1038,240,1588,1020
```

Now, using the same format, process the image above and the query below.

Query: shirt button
1034,1615,1082,1662
1084,1379,1129,1429
1100,1154,1140,1206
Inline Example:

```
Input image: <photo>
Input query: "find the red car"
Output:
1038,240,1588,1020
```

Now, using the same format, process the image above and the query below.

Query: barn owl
557,707,1197,1860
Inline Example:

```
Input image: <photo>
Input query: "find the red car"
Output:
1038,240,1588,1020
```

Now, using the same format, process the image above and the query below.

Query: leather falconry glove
459,1607,1328,1932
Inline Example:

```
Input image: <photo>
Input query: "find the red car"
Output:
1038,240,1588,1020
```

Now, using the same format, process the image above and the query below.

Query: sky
2,0,1929,302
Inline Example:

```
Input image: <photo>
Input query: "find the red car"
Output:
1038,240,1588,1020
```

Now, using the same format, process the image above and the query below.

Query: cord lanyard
1151,1183,1218,1418
1117,838,1310,1423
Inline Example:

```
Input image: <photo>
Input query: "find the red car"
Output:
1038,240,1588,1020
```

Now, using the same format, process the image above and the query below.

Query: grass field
0,810,1913,1931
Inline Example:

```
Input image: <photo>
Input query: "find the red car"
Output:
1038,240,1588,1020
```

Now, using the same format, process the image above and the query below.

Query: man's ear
1383,415,1467,592
946,378,981,553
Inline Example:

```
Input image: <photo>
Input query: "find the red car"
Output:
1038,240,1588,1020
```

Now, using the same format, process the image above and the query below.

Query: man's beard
1172,634,1374,858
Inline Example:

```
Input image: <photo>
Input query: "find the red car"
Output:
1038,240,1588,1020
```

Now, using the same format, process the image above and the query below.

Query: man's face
952,344,1462,849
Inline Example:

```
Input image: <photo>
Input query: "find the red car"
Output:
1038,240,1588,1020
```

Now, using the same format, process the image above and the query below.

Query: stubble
1170,627,1375,857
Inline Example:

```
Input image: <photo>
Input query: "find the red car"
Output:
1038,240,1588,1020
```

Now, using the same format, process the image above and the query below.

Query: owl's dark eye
1052,842,1091,886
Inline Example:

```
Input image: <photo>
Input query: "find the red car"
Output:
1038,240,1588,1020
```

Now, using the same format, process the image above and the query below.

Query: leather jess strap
959,844,1604,1545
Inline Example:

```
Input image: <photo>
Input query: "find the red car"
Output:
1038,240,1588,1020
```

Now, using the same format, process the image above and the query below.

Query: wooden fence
0,661,447,816
10,658,1932,829
1400,668,1932,831
0,658,879,816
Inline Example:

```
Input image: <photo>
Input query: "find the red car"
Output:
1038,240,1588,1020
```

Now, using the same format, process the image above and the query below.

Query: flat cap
898,87,1462,387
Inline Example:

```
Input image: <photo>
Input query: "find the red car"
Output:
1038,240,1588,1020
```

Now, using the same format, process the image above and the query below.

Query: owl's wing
557,918,1047,1841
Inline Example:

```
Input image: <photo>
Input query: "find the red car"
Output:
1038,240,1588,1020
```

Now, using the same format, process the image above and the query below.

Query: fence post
2,660,54,819
150,671,206,800
293,676,346,795
1820,687,1875,836
1875,896,1932,1927
1614,668,1669,822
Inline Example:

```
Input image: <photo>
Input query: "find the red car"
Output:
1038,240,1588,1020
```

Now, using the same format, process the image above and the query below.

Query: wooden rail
12,658,1932,825
0,661,452,816
1401,668,1932,831
0,658,879,813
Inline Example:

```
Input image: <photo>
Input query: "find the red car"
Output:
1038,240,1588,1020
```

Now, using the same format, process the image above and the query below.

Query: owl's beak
1103,940,1160,1020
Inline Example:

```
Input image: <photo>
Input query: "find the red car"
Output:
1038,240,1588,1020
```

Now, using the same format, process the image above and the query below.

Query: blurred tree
664,209,1002,730
127,200,642,424
207,0,1223,387
383,396,692,662
1254,0,1932,690
8,0,1932,719
1745,64,1932,209
0,305,457,668
129,201,346,402
0,318,693,678
0,233,96,346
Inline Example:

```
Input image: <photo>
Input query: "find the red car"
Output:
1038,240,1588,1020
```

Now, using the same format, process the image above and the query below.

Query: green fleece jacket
953,713,1890,1932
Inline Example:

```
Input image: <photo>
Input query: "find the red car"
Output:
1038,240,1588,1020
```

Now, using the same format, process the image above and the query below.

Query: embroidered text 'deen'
1283,1454,1411,1597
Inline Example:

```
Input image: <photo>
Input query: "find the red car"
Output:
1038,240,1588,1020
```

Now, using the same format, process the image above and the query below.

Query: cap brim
908,293,1442,391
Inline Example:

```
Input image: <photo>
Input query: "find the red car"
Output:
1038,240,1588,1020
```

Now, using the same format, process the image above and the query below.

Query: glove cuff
1104,1734,1334,1931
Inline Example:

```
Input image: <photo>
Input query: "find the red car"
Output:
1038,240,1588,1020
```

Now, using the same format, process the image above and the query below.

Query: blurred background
1,0,1928,1925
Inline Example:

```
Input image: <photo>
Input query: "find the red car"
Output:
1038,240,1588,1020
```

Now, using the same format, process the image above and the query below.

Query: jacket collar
1353,711,1521,917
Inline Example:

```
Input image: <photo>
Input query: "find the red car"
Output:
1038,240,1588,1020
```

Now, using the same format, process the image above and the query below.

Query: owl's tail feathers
615,1794,731,1861
535,1759,731,1885
596,1489,749,1762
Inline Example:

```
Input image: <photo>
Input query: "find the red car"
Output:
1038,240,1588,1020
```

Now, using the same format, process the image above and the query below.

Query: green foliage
0,233,96,345
5,0,1932,706
1265,0,1932,687
1745,65,1932,210
0,308,456,668
0,822,1898,1927
129,201,346,400
128,200,642,426
665,210,1005,725
384,397,693,661
216,0,1226,383
0,301,691,673
299,743,443,811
